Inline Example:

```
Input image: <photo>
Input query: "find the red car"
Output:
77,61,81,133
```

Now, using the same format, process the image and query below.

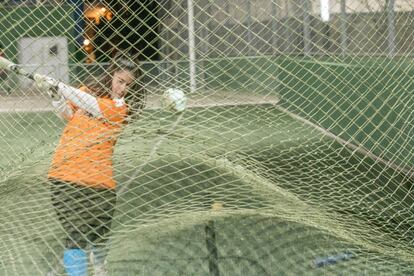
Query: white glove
33,74,60,99
52,96,74,119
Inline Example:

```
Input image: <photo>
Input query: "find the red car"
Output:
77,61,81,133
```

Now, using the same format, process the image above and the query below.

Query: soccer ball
161,88,187,112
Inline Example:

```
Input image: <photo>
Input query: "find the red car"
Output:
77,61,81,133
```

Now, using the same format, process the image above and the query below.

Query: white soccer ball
161,88,187,112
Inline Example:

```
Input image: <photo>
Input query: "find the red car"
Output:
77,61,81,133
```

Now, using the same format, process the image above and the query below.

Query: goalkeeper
34,52,146,276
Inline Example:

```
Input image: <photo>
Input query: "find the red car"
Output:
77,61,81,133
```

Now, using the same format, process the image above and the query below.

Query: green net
0,0,413,275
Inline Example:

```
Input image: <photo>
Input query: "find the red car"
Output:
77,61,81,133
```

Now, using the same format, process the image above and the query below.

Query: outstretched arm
51,96,74,120
57,82,102,117
34,74,103,118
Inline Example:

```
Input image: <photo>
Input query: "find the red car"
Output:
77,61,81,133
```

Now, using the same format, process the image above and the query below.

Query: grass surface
0,104,413,275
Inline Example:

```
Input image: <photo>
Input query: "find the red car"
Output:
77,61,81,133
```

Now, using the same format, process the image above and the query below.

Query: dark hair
88,52,146,118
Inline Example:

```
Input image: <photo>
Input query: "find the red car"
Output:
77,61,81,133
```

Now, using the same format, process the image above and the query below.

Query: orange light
85,5,113,24
105,11,113,21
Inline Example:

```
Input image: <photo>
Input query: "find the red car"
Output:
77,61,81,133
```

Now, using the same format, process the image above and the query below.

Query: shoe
93,262,108,276
90,250,108,276
63,248,87,276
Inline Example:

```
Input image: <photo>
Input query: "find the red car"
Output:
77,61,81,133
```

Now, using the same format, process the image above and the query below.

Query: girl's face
111,70,134,99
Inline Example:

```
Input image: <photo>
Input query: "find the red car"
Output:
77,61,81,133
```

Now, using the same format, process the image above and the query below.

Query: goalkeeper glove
33,73,60,99
52,96,74,119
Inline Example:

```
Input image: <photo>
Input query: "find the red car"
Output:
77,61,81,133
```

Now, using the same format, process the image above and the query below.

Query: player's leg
50,180,89,276
87,187,117,276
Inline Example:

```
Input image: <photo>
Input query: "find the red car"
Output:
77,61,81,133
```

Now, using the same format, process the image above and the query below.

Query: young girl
35,52,146,276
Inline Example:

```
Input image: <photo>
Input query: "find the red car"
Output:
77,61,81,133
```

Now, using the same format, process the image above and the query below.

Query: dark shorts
49,179,117,249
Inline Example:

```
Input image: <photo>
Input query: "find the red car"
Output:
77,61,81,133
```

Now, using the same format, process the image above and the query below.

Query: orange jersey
48,91,128,189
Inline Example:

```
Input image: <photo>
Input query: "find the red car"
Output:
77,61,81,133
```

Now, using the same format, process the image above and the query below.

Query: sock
91,246,106,265
63,248,87,276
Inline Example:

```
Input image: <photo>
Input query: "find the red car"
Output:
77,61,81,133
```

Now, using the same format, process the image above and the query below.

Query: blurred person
35,51,146,276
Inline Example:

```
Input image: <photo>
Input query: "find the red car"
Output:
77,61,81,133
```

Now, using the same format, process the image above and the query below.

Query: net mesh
0,0,413,275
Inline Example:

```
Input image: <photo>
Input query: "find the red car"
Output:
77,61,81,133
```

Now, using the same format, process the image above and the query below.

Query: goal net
0,0,413,275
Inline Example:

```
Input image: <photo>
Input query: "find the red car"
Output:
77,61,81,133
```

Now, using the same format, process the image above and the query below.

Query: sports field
1,0,413,274
0,102,413,275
